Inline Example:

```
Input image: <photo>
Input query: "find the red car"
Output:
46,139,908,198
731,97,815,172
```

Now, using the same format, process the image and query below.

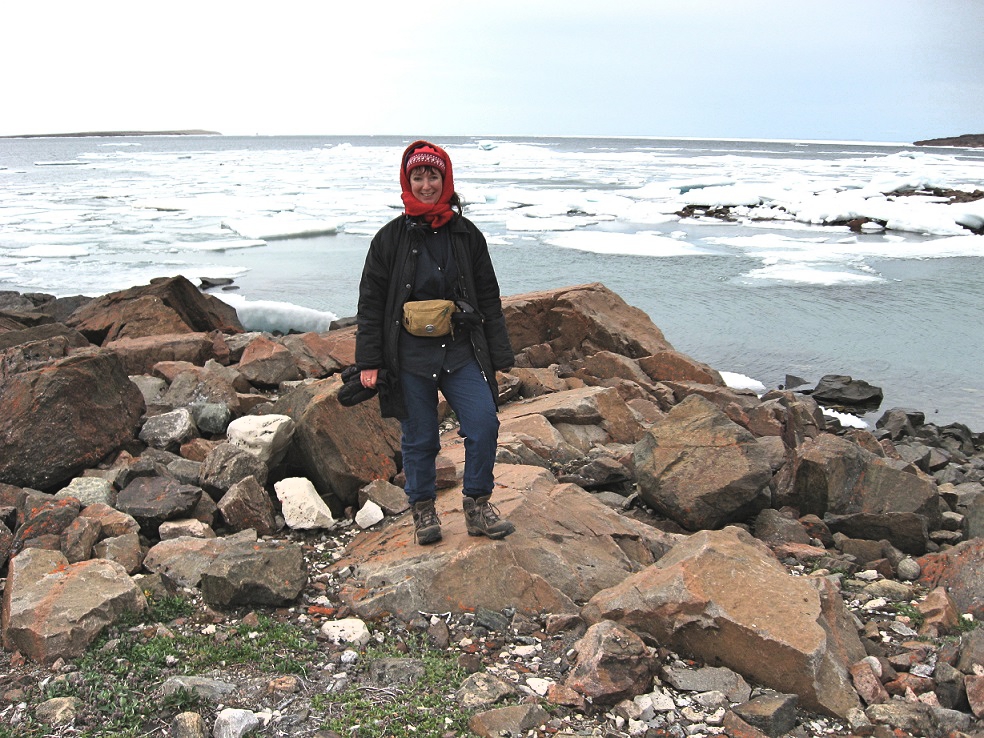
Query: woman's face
409,167,443,205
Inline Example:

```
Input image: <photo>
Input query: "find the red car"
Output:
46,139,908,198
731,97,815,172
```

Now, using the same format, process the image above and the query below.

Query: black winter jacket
355,213,514,419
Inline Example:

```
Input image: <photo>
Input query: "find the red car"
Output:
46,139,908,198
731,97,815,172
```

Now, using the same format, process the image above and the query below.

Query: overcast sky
3,0,982,143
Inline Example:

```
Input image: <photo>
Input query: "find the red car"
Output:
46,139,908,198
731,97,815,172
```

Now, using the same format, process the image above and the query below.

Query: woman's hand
361,368,379,389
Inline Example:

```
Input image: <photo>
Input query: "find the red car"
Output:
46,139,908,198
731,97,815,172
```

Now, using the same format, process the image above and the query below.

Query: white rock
213,708,259,738
274,477,335,530
355,500,384,529
649,689,677,712
525,677,553,696
226,414,296,466
320,617,371,648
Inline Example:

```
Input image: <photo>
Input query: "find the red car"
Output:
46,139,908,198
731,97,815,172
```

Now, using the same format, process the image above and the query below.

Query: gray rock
199,443,268,499
732,692,798,737
199,539,307,608
468,704,550,738
456,672,517,709
116,476,203,531
191,402,232,436
56,477,116,507
143,530,259,588
661,665,752,704
139,408,199,450
162,676,237,702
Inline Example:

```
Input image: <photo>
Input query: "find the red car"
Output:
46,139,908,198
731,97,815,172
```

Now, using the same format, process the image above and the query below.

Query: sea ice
720,371,767,395
17,244,90,258
221,215,339,240
215,293,337,334
547,231,709,257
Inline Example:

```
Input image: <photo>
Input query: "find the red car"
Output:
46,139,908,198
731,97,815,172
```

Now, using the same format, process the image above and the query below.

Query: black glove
337,365,380,407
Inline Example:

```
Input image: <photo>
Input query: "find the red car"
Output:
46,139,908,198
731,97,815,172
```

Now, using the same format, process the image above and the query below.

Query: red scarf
400,140,455,229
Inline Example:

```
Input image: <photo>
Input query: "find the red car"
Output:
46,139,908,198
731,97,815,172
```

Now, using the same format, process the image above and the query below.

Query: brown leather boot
411,499,442,545
462,495,515,539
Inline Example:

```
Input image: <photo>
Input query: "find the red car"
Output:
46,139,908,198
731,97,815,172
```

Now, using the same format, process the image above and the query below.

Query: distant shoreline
914,133,984,148
0,129,221,139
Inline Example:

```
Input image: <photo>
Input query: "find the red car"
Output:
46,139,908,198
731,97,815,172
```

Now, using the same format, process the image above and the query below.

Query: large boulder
1,548,146,664
581,526,865,718
501,283,672,365
0,350,145,491
633,394,773,530
810,374,883,410
273,376,402,511
335,465,681,619
65,275,243,345
776,433,941,554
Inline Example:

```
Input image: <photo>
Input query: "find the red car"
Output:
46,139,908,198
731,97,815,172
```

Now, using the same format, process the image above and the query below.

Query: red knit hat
404,146,447,175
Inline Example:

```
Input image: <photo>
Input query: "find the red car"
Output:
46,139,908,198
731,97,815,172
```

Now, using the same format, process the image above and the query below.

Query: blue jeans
399,359,499,505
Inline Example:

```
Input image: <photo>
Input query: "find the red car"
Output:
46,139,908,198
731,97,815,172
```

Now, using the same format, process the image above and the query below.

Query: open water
1,134,983,429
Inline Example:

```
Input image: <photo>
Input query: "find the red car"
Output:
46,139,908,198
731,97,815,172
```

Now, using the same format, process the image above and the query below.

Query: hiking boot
462,495,515,539
411,499,442,545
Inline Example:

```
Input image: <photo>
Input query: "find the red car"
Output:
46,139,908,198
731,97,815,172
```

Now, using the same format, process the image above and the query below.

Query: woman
355,141,515,545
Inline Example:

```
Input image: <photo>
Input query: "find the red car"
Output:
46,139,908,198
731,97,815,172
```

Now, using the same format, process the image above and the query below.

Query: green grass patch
313,632,478,737
2,595,319,738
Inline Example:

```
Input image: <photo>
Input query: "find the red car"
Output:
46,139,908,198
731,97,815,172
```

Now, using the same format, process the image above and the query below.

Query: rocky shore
1,277,984,738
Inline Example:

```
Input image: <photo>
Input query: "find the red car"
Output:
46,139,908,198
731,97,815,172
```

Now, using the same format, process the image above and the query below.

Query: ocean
2,134,983,430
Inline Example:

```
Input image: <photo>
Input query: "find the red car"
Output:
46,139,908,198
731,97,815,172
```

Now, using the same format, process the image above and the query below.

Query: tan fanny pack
402,299,457,337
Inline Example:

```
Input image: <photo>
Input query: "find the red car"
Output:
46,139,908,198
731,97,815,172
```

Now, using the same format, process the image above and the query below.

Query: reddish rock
638,349,723,385
917,538,984,619
581,526,865,718
564,620,652,705
180,438,221,463
885,672,935,697
634,394,772,530
65,275,242,345
281,329,355,378
501,283,672,365
336,469,678,620
13,497,80,554
237,335,300,387
0,324,91,381
2,548,146,664
218,477,279,536
966,674,984,718
915,586,961,636
105,333,219,375
778,432,940,554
